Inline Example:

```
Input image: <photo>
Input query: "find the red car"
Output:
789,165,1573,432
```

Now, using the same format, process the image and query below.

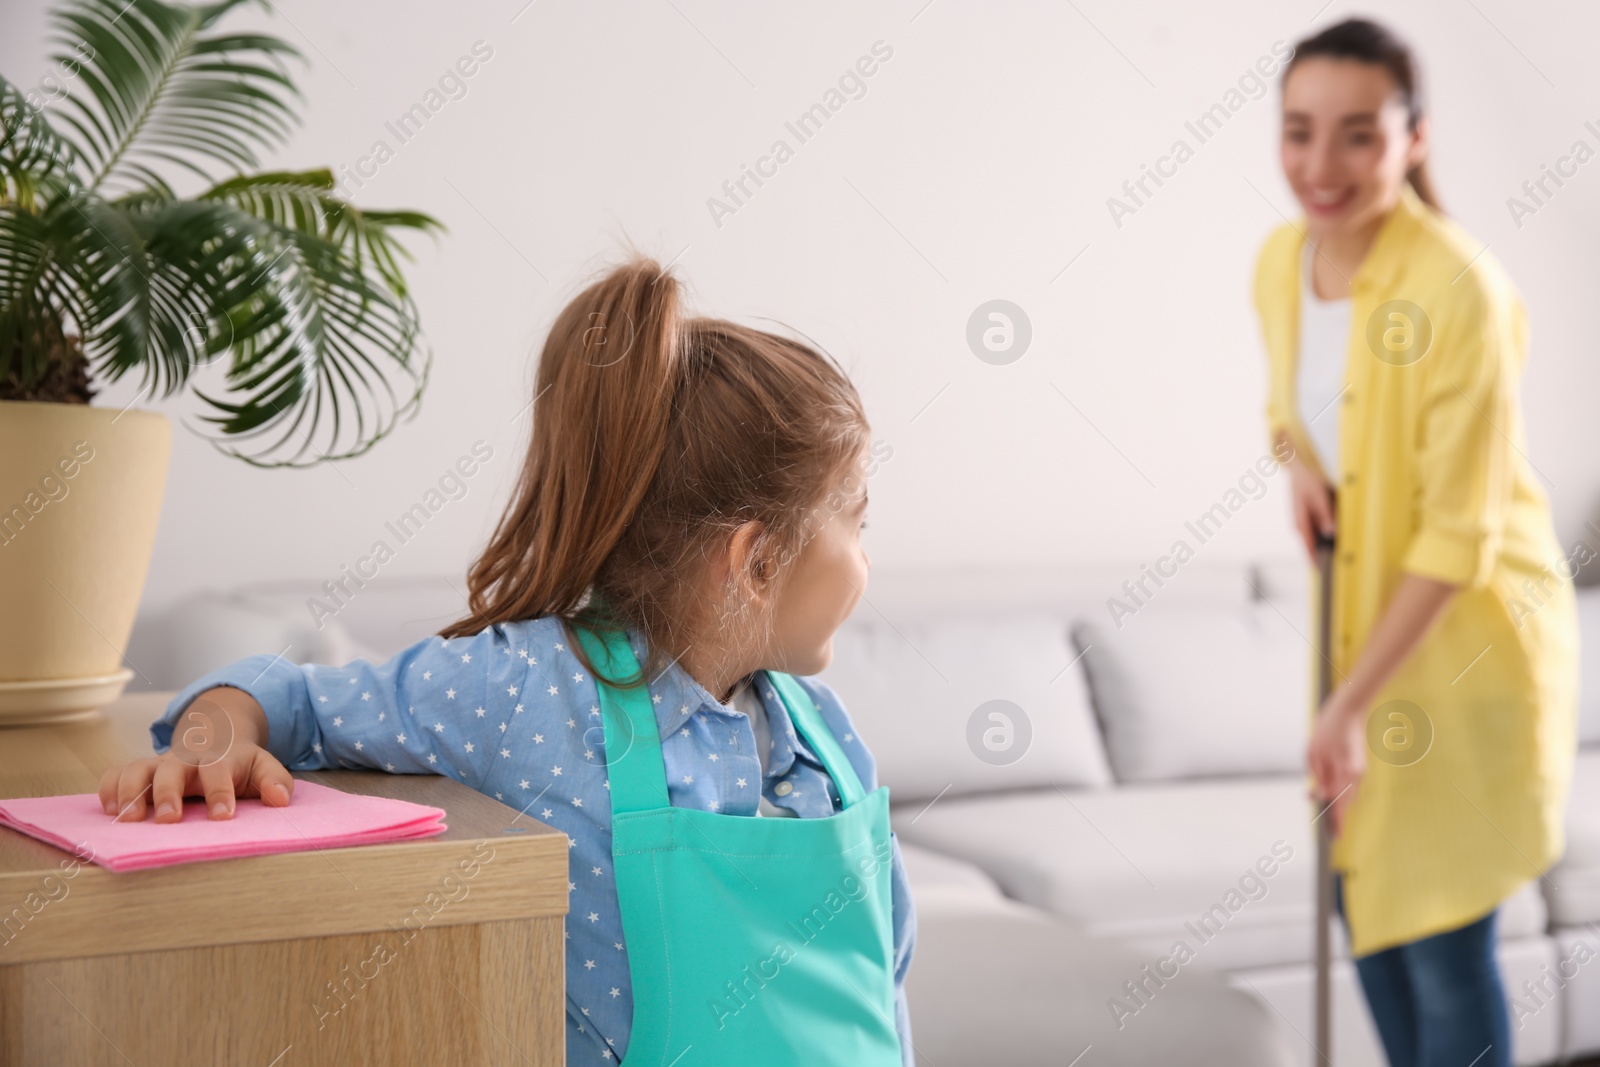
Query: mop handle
1314,530,1337,1062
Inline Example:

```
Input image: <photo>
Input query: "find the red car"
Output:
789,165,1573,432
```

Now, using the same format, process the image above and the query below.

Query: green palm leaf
189,170,440,464
203,168,445,298
0,78,92,384
1,0,443,466
49,0,300,194
0,77,77,202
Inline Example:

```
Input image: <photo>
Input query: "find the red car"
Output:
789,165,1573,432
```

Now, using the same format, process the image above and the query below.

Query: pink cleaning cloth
0,779,447,872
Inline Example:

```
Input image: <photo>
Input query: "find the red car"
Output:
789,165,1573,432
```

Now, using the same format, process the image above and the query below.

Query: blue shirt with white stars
152,615,917,1065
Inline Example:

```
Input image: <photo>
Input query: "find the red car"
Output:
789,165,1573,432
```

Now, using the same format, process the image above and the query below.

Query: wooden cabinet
0,693,568,1066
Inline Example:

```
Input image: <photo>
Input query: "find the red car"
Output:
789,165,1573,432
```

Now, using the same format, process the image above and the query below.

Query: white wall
5,0,1597,618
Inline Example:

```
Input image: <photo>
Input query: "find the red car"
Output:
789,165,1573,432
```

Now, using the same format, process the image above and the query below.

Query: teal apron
575,624,904,1067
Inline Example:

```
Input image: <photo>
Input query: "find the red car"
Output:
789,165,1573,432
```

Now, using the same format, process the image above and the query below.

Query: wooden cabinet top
0,693,568,965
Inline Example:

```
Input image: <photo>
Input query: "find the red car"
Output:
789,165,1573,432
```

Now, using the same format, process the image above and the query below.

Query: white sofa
819,560,1600,1067
128,560,1600,1066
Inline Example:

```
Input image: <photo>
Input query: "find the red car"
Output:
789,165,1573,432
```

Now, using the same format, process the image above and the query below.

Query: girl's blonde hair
440,257,869,685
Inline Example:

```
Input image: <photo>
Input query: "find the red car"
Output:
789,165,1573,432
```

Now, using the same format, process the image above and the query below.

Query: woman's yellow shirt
1252,182,1580,956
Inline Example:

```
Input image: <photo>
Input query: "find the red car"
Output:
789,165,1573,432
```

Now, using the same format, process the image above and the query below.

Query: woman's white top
729,676,799,817
1296,239,1351,482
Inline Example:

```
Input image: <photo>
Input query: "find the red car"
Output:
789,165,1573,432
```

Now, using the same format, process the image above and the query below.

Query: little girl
98,258,915,1066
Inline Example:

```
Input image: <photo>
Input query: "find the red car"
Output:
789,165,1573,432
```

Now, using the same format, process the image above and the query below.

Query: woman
1253,18,1579,1067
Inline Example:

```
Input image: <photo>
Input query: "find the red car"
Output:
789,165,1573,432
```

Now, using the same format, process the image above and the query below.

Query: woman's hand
1306,687,1367,836
1287,451,1337,563
96,686,294,822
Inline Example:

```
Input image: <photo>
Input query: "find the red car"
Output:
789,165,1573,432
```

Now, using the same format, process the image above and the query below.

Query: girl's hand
1287,453,1336,563
96,686,294,822
1306,688,1367,836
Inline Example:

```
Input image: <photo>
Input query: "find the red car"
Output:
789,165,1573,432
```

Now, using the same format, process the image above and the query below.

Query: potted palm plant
0,0,441,724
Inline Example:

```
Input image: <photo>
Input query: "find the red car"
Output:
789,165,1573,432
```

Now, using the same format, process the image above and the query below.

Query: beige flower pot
0,400,170,725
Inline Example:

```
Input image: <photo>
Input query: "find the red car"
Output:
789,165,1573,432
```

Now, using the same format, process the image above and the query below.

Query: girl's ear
725,520,776,597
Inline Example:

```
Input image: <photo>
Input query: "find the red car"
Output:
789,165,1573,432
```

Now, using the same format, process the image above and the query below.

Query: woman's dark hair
1284,17,1441,212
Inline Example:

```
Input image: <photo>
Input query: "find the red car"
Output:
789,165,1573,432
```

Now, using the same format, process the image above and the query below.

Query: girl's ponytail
443,255,870,687
441,260,682,662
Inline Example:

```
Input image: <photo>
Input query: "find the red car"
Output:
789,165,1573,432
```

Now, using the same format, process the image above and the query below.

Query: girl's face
1279,57,1426,239
764,450,872,677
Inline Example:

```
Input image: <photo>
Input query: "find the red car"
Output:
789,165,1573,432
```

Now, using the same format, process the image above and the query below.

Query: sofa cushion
897,841,1005,914
1578,586,1600,745
893,780,1548,972
907,899,1296,1067
128,578,469,691
821,615,1112,802
1232,935,1562,1067
1550,925,1600,1057
1545,748,1600,925
125,592,365,692
1073,602,1309,783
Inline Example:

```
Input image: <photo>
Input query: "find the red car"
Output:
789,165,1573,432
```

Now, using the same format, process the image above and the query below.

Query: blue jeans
1334,874,1511,1067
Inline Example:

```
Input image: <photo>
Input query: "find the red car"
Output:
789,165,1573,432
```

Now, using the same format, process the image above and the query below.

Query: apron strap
573,623,671,815
765,672,867,807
